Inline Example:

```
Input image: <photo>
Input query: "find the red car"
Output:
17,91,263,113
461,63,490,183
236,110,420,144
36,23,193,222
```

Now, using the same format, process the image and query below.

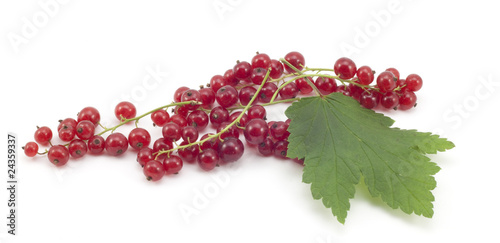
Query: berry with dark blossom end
258,138,274,156
34,126,52,146
114,101,136,121
23,142,39,157
216,85,239,108
210,75,226,93
233,61,252,81
359,90,379,109
376,71,397,93
295,77,314,94
315,77,337,95
279,82,299,99
210,106,229,128
239,86,257,106
250,67,267,85
75,120,95,140
199,87,216,109
47,145,69,166
151,109,170,127
57,118,77,131
258,82,278,103
385,68,400,80
356,66,375,85
143,160,165,181
405,74,423,92
174,86,189,103
105,133,128,156
218,137,244,164
283,51,305,73
137,148,154,167
269,121,290,141
128,128,151,150
163,155,183,175
251,53,271,69
58,124,75,142
398,91,417,110
187,110,209,131
269,59,284,79
181,89,202,110
334,57,357,79
223,69,239,87
77,107,100,127
68,139,87,158
178,141,199,163
198,149,219,171
380,92,399,110
88,135,105,154
273,140,289,159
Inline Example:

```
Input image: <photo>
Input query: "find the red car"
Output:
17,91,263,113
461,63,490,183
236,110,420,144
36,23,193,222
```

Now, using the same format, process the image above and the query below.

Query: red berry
137,147,154,167
218,137,244,164
269,59,284,79
105,133,128,156
162,122,181,142
174,86,189,103
209,106,229,128
163,155,183,174
243,118,269,145
143,160,165,181
128,128,151,150
169,114,188,128
186,110,209,131
181,126,199,143
239,86,257,106
210,75,226,92
250,67,267,85
385,68,400,80
181,89,202,110
34,126,52,146
359,90,379,109
114,101,136,121
151,109,170,127
197,148,219,171
376,71,397,93
174,105,189,118
315,77,337,95
273,140,289,159
251,53,271,69
258,82,278,103
247,105,266,120
398,91,417,110
223,69,239,87
258,138,274,156
178,141,199,163
233,61,252,81
380,92,399,109
228,111,249,128
47,145,69,166
57,118,77,131
215,85,239,108
295,77,314,94
217,122,240,140
283,51,305,73
23,142,39,157
405,74,423,92
200,133,219,151
349,84,364,101
152,138,173,161
269,121,290,141
75,120,95,140
279,82,299,99
68,139,87,158
336,85,351,96
87,135,105,154
199,87,216,109
356,66,375,85
58,124,75,142
334,57,357,79
77,107,100,127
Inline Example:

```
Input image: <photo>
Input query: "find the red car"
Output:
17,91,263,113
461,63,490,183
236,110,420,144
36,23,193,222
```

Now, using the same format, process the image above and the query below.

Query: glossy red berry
269,59,284,79
356,66,375,85
87,135,105,154
186,110,209,131
181,89,202,110
385,68,400,80
115,101,136,121
359,90,379,109
217,122,240,140
295,77,314,94
105,133,128,156
199,87,216,109
283,51,305,73
34,126,52,146
228,111,249,128
169,114,188,128
199,133,219,151
251,53,271,69
143,160,165,181
398,91,417,110
334,57,357,79
349,84,364,101
380,92,399,109
152,138,173,161
273,140,289,159
23,142,39,157
405,74,423,92
174,105,189,118
250,67,267,85
243,118,269,145
197,148,219,171
209,106,229,128
315,77,337,95
47,145,70,166
218,137,244,164
377,71,397,93
163,155,183,174
210,75,226,92
279,82,299,99
128,128,151,150
57,118,77,131
336,85,351,96
258,82,278,103
162,122,181,142
247,105,266,120
174,86,189,103
269,121,290,141
215,85,239,108
238,86,257,106
178,141,199,163
58,124,75,142
137,147,154,167
68,139,87,158
75,120,95,140
258,138,274,156
233,61,252,81
77,107,100,127
181,126,199,143
223,69,240,87
151,109,170,127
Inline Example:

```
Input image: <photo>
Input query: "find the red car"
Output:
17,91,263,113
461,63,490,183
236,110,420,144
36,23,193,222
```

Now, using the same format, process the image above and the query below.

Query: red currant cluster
23,51,423,182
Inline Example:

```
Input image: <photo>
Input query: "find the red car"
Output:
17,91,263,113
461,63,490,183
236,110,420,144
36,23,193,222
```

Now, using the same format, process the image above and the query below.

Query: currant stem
279,58,322,97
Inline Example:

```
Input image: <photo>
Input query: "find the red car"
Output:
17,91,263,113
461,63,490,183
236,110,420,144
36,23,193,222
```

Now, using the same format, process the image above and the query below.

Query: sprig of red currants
23,52,423,181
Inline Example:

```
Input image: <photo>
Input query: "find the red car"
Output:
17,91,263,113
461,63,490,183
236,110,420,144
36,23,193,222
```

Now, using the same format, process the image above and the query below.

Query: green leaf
285,93,454,224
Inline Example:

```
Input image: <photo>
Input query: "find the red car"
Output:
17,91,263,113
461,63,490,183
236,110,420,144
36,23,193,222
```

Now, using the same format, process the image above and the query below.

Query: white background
1,0,499,242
